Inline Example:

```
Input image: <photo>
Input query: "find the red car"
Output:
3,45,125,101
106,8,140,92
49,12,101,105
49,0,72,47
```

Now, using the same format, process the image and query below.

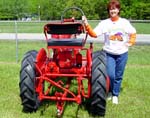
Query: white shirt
94,17,136,55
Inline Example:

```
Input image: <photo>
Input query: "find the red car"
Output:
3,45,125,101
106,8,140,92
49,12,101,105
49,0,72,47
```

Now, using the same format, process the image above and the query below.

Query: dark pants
106,52,128,96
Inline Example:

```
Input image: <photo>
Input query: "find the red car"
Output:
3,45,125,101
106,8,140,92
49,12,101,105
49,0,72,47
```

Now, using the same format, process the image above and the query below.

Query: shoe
107,92,112,101
112,96,118,104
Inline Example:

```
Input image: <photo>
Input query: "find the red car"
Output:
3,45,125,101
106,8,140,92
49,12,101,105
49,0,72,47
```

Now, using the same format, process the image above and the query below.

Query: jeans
106,52,128,96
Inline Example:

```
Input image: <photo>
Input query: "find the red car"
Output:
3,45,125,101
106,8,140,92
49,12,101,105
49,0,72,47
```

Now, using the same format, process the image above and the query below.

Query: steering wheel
61,7,85,23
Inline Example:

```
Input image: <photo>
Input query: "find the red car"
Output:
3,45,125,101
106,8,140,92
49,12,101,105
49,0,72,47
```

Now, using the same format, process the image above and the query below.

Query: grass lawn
0,40,150,118
0,21,150,34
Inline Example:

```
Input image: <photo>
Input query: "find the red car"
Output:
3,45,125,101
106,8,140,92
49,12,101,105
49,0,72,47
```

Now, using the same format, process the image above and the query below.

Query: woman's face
109,8,119,17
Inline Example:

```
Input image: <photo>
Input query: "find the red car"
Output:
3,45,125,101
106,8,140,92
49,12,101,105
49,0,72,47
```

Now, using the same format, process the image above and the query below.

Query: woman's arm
82,16,97,38
127,33,136,46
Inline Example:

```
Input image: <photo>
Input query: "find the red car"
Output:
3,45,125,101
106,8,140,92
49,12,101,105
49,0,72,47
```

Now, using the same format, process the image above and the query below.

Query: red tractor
19,7,109,117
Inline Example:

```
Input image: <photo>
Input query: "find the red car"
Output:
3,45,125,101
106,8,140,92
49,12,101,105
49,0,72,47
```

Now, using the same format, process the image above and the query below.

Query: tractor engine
44,50,83,74
55,50,82,69
45,61,59,74
56,50,74,68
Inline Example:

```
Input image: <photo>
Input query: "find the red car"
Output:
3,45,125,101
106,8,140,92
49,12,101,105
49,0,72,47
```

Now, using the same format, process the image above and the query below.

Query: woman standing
82,0,136,104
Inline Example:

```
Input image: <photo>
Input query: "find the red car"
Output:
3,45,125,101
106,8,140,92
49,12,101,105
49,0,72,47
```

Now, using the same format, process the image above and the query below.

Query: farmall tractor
19,7,109,117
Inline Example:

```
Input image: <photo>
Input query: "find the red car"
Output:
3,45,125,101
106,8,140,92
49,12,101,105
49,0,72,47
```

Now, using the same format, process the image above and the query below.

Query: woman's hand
125,42,132,47
82,16,88,25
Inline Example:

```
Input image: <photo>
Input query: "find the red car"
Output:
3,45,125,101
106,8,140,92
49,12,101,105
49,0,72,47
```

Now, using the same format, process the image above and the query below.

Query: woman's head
107,0,121,18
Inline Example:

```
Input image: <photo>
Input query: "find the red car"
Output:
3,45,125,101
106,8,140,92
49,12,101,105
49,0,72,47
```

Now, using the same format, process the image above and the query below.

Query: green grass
0,21,47,33
0,40,150,118
132,23,150,34
0,40,46,62
0,21,150,34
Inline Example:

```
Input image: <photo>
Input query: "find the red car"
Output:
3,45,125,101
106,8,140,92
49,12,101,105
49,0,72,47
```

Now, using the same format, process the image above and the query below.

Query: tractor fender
36,48,47,68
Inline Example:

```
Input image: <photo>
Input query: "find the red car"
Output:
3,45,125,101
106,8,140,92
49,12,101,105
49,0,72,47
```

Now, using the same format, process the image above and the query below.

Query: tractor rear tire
19,50,39,112
90,50,107,116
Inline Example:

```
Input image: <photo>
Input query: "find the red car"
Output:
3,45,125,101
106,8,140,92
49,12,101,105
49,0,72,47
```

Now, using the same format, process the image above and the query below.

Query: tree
0,0,150,20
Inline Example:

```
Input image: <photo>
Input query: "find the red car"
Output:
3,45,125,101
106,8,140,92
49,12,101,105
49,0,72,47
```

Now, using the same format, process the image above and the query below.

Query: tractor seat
47,38,84,46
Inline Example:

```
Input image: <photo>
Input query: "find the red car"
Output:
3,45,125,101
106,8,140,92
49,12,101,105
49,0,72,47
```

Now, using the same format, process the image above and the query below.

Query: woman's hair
107,0,121,14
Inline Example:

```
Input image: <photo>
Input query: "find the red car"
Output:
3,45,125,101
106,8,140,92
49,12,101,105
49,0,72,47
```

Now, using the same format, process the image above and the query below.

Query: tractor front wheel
89,50,108,116
19,50,39,112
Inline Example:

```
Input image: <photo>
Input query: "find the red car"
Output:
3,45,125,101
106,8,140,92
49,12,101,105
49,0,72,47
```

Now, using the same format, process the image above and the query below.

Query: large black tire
89,50,107,116
19,50,39,112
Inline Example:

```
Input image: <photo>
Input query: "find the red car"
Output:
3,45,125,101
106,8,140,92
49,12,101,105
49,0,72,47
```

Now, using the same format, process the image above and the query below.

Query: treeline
0,0,150,20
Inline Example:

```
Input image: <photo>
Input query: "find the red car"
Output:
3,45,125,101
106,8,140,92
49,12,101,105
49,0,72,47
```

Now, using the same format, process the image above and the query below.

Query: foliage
0,0,150,20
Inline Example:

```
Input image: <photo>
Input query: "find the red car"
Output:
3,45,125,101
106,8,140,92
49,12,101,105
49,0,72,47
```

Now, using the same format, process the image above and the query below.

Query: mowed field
0,40,150,118
0,21,150,34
